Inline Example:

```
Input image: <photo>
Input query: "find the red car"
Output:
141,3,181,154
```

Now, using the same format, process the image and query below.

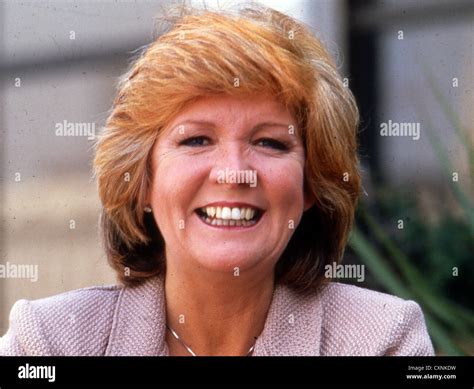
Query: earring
144,206,152,213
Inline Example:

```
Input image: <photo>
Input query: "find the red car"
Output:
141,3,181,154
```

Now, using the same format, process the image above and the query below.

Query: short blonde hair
94,4,361,295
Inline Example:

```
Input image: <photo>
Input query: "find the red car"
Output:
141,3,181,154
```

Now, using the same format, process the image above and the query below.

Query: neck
164,261,275,356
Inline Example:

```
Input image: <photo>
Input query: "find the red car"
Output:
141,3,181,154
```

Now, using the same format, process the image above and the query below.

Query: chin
193,251,262,274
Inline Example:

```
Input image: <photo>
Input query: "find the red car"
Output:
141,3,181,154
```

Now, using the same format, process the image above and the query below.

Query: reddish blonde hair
94,4,361,295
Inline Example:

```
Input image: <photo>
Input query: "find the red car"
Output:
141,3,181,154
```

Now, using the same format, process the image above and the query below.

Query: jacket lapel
105,275,322,356
105,275,168,356
254,284,322,356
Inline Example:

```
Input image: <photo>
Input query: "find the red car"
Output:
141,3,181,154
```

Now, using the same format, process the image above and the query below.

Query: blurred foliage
349,192,473,356
375,188,473,310
346,70,474,355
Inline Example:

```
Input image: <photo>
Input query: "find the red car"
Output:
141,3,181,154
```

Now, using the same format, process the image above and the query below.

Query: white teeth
207,207,216,217
231,207,240,220
200,205,260,223
221,207,232,220
245,208,254,220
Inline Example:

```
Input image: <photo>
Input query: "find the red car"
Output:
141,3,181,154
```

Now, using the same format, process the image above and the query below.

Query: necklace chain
166,324,256,356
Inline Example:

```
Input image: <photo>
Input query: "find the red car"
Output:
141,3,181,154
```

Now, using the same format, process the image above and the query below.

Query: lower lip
194,211,264,231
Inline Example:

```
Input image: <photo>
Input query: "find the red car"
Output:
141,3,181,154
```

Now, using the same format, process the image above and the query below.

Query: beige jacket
0,275,434,356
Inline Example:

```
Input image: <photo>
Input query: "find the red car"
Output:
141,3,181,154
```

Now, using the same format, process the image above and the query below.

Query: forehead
167,95,295,129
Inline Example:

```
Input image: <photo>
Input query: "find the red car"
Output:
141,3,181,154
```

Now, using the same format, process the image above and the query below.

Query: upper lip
196,201,264,211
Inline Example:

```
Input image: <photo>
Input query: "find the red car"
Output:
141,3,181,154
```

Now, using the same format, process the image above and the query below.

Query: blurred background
0,0,473,355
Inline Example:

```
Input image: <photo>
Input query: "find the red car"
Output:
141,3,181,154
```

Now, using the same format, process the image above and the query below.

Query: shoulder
318,282,434,356
0,284,121,356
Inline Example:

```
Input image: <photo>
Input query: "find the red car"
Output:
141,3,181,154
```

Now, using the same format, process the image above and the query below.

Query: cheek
149,166,191,238
149,148,207,213
257,157,306,209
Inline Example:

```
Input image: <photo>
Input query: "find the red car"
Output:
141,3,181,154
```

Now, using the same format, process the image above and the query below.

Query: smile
195,204,264,228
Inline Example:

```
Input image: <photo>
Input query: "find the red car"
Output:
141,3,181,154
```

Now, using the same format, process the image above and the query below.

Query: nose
209,142,254,187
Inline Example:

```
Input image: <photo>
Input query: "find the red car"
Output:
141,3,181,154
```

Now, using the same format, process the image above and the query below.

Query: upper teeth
201,206,256,220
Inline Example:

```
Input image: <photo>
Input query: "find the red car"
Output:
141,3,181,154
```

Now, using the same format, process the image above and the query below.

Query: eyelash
257,138,289,151
179,136,289,151
179,136,210,147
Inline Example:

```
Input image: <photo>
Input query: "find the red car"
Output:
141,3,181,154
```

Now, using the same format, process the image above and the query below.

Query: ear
145,191,152,208
144,185,152,209
144,166,154,207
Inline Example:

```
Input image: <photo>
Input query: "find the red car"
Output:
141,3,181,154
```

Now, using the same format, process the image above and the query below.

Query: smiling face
148,95,314,276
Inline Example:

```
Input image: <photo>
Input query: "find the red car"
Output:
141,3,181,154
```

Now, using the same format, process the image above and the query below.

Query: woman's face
148,95,314,276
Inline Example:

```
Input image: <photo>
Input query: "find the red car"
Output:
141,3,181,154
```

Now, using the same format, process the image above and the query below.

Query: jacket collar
105,275,322,356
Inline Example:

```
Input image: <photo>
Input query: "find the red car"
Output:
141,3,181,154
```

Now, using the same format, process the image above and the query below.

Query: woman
0,4,434,356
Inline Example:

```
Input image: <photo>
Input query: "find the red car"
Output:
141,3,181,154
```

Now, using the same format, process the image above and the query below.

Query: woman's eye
179,136,210,147
256,138,289,151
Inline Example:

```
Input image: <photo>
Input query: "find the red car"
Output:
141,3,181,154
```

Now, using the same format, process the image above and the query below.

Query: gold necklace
166,324,256,356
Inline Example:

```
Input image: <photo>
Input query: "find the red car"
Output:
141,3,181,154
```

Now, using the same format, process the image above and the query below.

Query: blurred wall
0,0,171,335
376,0,473,188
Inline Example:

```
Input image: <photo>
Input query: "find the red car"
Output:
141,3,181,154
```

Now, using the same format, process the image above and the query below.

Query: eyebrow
173,120,291,132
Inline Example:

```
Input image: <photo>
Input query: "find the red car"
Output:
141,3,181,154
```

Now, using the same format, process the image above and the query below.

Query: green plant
347,69,474,355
